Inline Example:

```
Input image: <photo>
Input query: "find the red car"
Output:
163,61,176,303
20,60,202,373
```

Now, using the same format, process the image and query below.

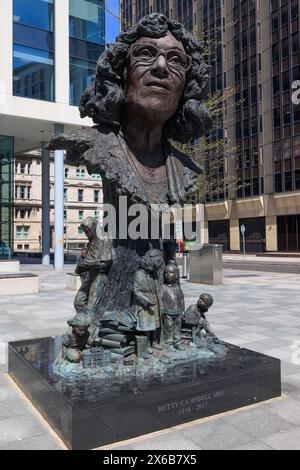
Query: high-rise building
121,0,300,254
0,1,120,262
121,0,197,30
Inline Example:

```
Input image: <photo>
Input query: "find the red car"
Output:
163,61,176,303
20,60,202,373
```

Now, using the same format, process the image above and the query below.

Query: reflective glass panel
14,23,54,52
70,37,103,62
69,0,105,45
13,0,54,31
70,57,96,106
13,44,54,101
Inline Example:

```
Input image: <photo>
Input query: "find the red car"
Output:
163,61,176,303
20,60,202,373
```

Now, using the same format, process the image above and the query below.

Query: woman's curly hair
79,13,212,143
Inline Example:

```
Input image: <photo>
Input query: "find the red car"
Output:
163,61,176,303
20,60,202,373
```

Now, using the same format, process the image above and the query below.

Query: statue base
8,337,281,450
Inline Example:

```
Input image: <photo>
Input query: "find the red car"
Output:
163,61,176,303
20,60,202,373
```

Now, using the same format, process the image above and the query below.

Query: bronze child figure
183,293,219,344
132,249,164,353
74,217,112,326
162,263,185,350
62,313,94,363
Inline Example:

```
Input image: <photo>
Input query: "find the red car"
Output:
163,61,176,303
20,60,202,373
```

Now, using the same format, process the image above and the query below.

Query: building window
13,45,54,102
16,226,29,239
64,188,68,201
70,58,99,106
13,0,54,31
79,210,84,220
13,0,54,101
15,185,30,199
65,168,69,178
19,161,29,174
16,227,22,239
20,186,26,199
78,189,84,202
94,190,99,203
94,210,99,220
69,0,104,44
76,169,85,179
69,0,105,105
64,210,67,221
19,209,29,219
78,226,84,235
92,173,101,180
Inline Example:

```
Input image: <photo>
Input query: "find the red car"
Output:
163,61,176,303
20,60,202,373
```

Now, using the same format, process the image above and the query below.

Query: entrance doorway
208,220,230,252
278,215,300,252
239,217,266,253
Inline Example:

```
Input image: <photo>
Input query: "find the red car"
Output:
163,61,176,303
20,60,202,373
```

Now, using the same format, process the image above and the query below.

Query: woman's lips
145,81,170,91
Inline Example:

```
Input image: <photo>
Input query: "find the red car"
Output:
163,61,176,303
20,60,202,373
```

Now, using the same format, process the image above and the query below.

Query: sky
105,0,120,45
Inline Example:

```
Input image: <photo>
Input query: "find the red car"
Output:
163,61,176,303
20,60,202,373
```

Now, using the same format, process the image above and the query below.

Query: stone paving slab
0,264,299,450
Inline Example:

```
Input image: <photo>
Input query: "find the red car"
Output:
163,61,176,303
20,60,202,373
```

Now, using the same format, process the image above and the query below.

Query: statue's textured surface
49,13,226,379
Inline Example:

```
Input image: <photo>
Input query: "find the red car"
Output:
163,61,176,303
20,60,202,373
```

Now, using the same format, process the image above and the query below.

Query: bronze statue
74,217,112,325
161,263,185,350
182,293,219,344
50,14,225,378
62,313,93,363
76,246,89,283
48,13,212,318
132,249,164,353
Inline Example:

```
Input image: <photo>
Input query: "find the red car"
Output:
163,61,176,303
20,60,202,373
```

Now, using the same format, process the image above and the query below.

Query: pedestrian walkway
0,264,300,449
223,254,300,264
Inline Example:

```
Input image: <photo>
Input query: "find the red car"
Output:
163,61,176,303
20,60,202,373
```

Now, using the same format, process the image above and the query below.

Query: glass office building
0,137,14,259
12,0,106,106
13,0,55,101
69,0,105,106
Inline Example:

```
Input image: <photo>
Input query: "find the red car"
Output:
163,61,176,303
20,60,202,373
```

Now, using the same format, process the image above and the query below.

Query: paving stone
129,431,202,450
0,433,63,450
0,414,46,446
221,407,292,439
182,422,253,450
260,427,300,450
229,440,274,450
267,397,300,426
0,396,32,420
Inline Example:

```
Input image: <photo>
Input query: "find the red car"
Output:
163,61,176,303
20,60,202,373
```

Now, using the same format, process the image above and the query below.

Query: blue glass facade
0,137,14,259
13,0,54,101
69,0,105,106
13,0,54,30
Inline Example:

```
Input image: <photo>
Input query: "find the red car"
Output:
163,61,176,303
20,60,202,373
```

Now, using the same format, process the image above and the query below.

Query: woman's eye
137,48,153,58
169,55,182,64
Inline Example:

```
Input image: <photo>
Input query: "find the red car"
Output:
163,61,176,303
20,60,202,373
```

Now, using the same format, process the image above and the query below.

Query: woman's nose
151,54,169,77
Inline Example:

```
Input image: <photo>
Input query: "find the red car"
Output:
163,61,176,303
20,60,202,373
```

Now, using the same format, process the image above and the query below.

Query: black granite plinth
8,337,281,450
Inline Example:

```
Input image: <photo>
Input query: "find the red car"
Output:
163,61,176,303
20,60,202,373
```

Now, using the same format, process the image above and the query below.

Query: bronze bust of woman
49,13,212,317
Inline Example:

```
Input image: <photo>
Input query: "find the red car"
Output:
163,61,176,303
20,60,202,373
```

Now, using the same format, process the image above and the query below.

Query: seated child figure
162,264,185,350
183,293,219,344
62,313,94,363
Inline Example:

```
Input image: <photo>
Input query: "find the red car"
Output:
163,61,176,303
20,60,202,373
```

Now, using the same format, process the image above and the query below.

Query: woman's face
124,32,187,123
